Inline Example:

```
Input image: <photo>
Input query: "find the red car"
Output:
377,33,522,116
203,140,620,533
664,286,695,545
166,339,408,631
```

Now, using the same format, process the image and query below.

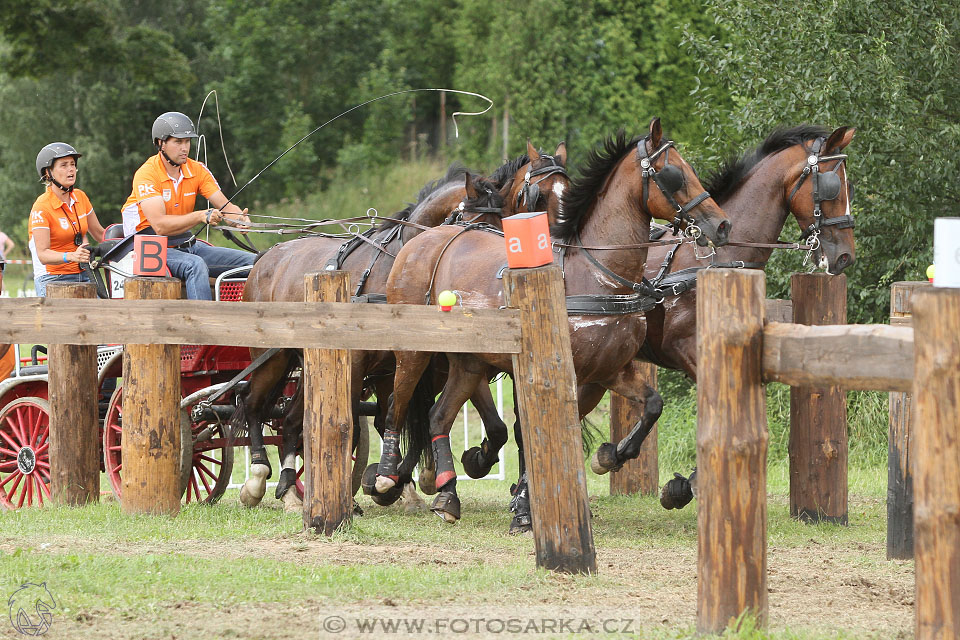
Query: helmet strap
47,171,75,194
159,139,182,167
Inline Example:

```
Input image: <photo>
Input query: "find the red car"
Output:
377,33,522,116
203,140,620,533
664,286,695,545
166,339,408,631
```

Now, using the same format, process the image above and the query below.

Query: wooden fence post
789,273,848,524
609,365,658,495
302,271,354,535
888,281,929,559
121,277,181,516
911,287,960,639
503,265,596,575
47,282,99,505
697,268,768,633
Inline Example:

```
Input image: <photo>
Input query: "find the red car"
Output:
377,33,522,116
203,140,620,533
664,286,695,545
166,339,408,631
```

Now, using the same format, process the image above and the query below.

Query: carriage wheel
293,414,370,499
102,386,194,502
0,397,52,509
180,394,234,505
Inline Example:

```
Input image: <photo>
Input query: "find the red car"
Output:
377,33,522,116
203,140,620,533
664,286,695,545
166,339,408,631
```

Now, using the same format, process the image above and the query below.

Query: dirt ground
1,532,914,639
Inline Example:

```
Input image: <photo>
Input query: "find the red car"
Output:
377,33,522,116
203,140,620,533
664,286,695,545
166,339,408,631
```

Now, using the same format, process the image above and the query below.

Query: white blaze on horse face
553,181,565,218
842,165,851,218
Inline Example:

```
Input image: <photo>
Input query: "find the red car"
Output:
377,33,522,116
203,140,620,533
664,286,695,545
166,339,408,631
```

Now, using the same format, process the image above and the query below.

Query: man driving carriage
120,111,254,300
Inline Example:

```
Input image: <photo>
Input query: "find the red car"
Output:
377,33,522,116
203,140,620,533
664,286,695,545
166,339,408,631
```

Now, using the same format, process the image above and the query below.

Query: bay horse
377,118,732,523
610,124,856,509
234,144,569,510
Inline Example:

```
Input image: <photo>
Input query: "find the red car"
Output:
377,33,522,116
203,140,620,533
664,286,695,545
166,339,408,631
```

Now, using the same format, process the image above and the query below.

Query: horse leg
460,379,509,479
509,379,532,534
237,349,294,507
427,355,487,523
374,351,431,494
589,361,663,475
275,386,303,512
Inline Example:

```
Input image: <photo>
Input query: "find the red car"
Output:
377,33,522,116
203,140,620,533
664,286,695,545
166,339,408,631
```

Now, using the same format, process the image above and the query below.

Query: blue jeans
35,272,91,297
166,242,254,300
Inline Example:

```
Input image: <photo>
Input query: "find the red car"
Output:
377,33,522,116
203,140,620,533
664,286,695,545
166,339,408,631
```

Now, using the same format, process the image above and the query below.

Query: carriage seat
102,224,126,240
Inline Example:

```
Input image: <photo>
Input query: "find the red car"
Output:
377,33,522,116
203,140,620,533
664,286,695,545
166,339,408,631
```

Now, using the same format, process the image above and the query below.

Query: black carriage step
17,365,48,376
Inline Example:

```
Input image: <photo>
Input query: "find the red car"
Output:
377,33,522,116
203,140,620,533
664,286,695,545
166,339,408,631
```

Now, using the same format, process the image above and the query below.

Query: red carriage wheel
0,397,52,509
102,386,194,502
180,394,234,505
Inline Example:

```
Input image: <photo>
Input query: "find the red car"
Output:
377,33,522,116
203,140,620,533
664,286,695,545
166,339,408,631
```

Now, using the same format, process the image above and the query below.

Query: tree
685,0,960,321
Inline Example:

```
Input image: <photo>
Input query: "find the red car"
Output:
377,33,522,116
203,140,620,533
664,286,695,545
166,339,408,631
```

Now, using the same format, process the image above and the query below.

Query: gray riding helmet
152,111,199,147
36,142,82,179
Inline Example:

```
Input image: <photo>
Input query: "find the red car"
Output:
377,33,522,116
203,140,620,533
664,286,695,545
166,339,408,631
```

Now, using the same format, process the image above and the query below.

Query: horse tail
397,364,436,479
580,414,603,456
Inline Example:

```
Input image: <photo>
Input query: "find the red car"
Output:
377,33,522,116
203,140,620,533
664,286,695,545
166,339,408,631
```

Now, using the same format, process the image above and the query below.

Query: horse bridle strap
786,137,855,242
515,155,568,210
574,231,655,296
636,138,711,234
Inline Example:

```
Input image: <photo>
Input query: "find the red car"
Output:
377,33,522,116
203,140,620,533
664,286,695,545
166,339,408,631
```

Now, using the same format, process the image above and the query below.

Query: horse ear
824,126,856,154
554,142,567,166
464,173,479,200
526,140,540,161
648,117,663,148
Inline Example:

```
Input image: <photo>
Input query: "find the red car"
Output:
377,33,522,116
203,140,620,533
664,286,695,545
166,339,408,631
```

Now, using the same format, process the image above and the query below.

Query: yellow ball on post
438,290,457,311
926,264,935,283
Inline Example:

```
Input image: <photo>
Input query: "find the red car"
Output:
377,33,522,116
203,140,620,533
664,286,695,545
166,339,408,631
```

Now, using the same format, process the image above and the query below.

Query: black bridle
787,137,855,251
637,138,711,237
514,153,568,211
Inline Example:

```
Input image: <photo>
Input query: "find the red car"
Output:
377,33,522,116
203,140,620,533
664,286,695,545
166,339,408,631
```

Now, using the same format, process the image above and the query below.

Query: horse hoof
400,482,428,514
375,475,397,494
430,492,461,522
360,463,378,496
239,463,270,507
590,442,619,475
353,500,364,516
275,468,297,500
659,472,693,510
418,467,438,496
282,488,303,513
509,514,532,535
460,446,494,479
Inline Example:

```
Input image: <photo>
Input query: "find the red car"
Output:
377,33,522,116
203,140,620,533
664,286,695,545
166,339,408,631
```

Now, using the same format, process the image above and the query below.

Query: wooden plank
789,273,848,525
0,298,521,353
302,272,354,535
763,323,913,392
765,298,793,324
888,281,929,560
911,288,960,639
120,277,181,516
47,283,99,506
697,268,768,633
504,265,596,575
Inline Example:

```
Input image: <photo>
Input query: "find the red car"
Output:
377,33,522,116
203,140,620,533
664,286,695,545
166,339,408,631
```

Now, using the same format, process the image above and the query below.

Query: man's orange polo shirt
121,153,221,234
28,187,94,276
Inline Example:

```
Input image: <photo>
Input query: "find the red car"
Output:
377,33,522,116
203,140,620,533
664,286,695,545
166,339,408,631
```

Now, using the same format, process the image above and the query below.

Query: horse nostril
716,220,731,244
836,253,853,270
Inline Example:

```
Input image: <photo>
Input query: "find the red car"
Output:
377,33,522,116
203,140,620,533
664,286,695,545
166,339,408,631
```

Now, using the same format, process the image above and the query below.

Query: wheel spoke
34,442,49,456
34,475,48,504
197,454,222,466
190,475,201,503
110,462,122,474
198,467,213,495
197,461,218,482
0,461,16,472
0,428,20,450
35,460,50,470
22,472,33,507
12,407,29,445
11,473,26,507
0,446,18,458
1,470,22,489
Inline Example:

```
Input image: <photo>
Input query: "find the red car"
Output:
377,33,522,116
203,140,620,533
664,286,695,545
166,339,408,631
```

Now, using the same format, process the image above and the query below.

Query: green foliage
685,0,960,321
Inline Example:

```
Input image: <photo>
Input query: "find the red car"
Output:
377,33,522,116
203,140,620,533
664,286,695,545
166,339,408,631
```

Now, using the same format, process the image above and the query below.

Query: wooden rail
695,268,958,639
0,298,521,353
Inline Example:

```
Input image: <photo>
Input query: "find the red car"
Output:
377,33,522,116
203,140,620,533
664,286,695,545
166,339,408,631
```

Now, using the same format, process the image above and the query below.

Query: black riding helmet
36,142,82,192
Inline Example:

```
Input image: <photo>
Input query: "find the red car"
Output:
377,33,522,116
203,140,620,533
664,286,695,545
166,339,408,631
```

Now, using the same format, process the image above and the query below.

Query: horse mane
553,129,644,241
488,154,530,190
379,163,477,230
704,124,831,203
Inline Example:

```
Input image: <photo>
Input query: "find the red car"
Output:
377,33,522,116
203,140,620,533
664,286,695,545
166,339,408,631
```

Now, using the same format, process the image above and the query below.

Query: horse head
785,126,857,274
637,117,731,247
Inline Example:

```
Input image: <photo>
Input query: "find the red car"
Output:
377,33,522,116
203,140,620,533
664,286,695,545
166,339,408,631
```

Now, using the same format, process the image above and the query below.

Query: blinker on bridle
787,136,855,250
636,138,711,240
515,153,568,211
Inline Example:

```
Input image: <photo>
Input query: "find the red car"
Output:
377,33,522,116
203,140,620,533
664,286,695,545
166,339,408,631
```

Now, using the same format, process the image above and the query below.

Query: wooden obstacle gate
0,265,596,575
696,268,958,638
